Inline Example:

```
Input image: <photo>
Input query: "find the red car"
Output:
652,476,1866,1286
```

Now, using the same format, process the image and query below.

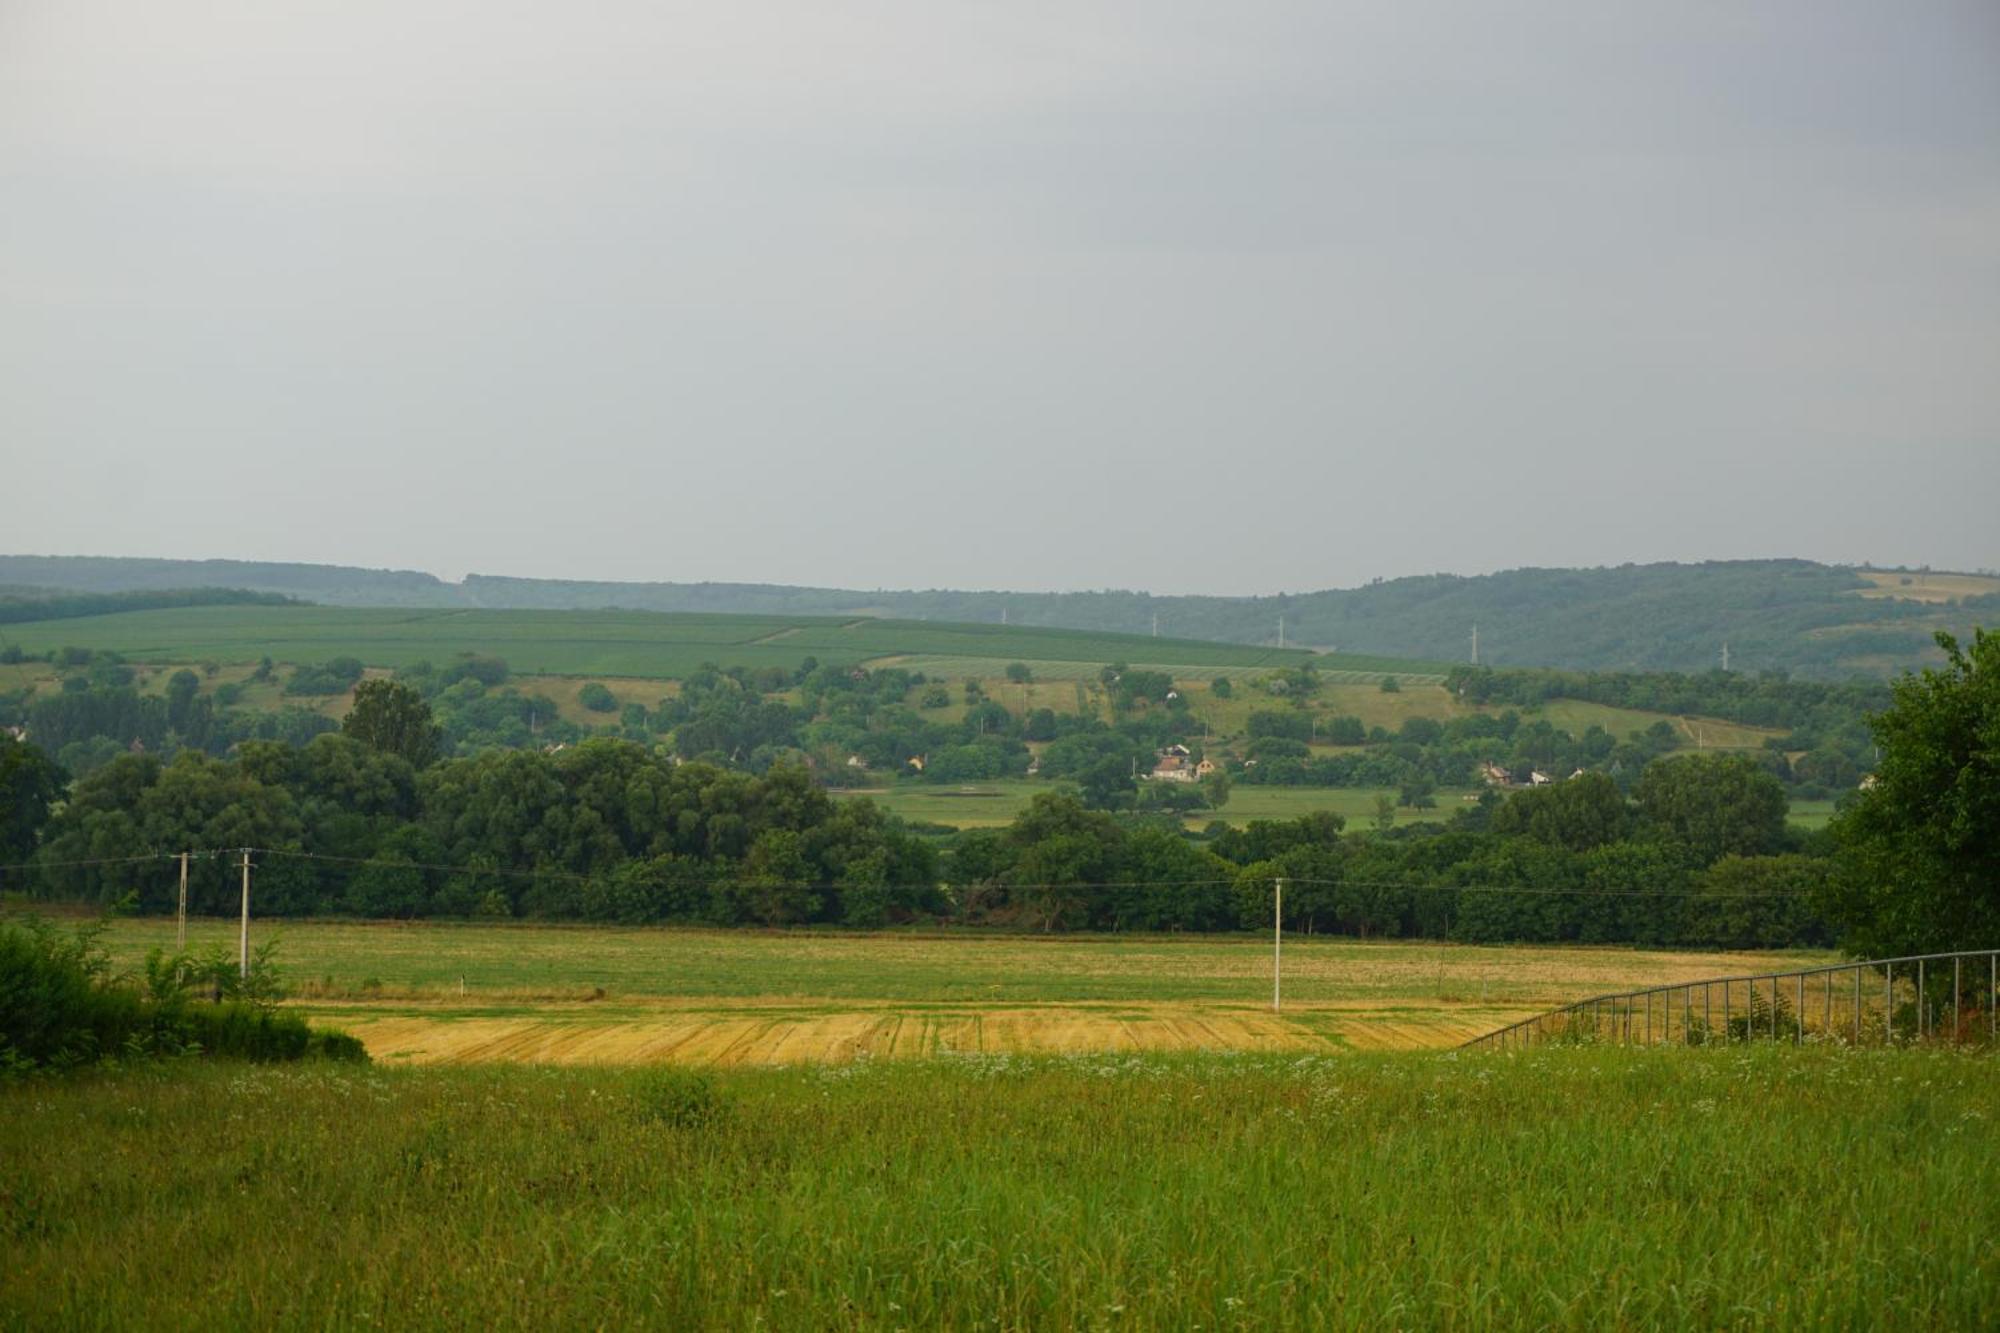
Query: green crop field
836,779,1482,829
5,1047,1993,1328
0,605,1338,680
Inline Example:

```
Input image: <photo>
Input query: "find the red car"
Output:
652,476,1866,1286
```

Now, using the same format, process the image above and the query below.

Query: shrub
0,918,365,1075
578,682,617,713
284,657,366,697
631,1068,731,1131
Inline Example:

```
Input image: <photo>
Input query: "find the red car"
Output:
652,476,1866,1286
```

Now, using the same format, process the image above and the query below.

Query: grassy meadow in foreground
3,1047,1993,1328
76,916,1836,1064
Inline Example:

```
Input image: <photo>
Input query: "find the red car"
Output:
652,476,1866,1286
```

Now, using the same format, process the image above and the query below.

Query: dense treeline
1445,663,1889,795
0,586,296,625
943,760,1826,946
5,643,1886,814
29,737,944,928
11,718,1829,945
2,655,339,776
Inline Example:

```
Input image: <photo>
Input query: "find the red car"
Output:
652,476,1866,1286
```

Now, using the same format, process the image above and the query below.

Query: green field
72,915,1834,1064
90,916,1828,1009
838,779,1481,829
844,778,1827,833
12,919,1984,1325
885,653,1445,682
0,605,1339,680
1786,797,1842,830
5,1047,1993,1327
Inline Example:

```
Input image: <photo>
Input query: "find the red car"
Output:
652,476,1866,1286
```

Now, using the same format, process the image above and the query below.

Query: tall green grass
3,1047,1992,1327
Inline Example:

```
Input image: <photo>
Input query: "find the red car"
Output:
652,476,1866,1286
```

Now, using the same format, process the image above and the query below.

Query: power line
0,850,218,874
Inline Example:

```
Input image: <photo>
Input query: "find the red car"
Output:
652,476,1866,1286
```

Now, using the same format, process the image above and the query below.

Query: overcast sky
4,2,1997,594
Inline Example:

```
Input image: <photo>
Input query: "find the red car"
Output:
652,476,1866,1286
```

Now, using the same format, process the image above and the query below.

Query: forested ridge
5,554,1990,677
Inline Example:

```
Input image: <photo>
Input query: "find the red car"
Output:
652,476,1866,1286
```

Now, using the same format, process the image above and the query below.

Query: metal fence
1461,950,2000,1052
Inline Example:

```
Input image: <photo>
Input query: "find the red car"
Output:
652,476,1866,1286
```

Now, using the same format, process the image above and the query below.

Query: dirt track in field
310,998,1525,1066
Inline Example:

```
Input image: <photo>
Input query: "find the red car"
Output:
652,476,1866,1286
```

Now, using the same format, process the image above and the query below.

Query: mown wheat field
88,917,1837,1066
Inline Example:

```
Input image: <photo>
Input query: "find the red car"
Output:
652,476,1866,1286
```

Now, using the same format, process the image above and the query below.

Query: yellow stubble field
87,916,1835,1068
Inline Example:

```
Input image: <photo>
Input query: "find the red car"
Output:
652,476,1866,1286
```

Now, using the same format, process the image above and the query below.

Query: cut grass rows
78,917,1837,1066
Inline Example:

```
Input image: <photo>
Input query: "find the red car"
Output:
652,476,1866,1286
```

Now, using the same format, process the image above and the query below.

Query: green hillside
4,555,1992,678
0,604,1416,680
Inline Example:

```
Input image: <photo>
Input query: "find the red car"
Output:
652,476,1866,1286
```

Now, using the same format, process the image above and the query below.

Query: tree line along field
4,1046,1993,1327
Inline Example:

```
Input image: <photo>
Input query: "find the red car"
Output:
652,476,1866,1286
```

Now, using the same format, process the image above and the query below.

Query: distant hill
1,555,1992,678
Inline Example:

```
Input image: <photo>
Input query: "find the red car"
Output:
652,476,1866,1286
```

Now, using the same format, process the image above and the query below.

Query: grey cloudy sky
4,2,1997,594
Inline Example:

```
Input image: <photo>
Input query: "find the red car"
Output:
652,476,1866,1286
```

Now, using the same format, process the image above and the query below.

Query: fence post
1954,957,1961,1043
1853,966,1861,1045
1797,972,1805,1045
1885,963,1894,1045
1918,960,1926,1041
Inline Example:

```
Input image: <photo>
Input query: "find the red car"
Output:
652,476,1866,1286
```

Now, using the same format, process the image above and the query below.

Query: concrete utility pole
1278,615,1286,649
176,851,190,948
1721,642,1731,673
238,849,252,978
1273,878,1285,1011
1151,612,1158,638
1471,625,1479,665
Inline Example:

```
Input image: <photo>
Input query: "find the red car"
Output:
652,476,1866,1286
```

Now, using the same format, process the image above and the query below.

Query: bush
578,682,617,713
284,657,366,697
631,1068,731,1131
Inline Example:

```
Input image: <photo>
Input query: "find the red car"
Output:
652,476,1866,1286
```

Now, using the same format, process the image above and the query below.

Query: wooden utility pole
1273,878,1284,1011
238,849,251,978
176,851,190,948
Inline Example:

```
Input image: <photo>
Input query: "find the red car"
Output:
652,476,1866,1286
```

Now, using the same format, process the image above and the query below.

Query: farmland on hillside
11,554,1992,677
0,604,1330,679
